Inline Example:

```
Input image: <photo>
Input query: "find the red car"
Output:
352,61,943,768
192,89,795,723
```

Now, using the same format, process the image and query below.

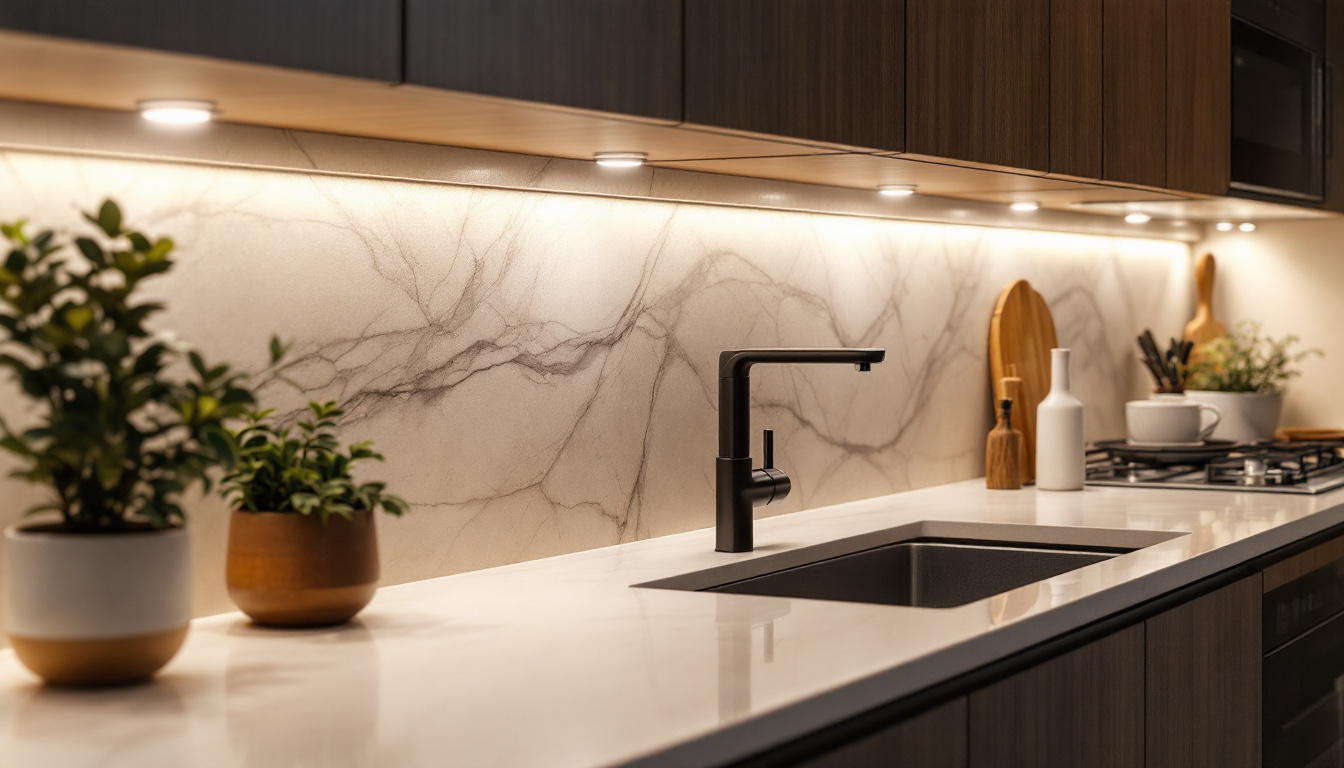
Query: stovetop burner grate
1085,440,1344,494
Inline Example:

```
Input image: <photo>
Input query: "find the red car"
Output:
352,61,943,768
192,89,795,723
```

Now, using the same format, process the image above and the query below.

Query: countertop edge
615,499,1344,768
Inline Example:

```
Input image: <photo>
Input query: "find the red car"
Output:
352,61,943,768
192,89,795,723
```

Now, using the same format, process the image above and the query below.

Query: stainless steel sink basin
635,521,1183,608
706,541,1112,608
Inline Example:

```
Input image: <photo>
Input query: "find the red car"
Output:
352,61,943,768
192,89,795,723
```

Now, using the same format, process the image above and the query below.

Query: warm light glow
877,184,916,197
1124,213,1152,224
593,152,647,168
1215,222,1234,232
1239,222,1257,232
138,99,214,125
1010,201,1040,212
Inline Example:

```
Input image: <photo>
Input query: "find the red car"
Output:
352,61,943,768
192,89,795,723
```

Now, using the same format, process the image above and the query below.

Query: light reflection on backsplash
0,147,1190,632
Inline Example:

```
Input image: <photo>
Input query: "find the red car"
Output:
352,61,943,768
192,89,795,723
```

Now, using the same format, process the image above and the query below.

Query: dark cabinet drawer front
1265,609,1344,768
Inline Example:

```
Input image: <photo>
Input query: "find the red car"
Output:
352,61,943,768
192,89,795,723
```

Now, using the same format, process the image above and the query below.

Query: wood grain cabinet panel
1050,0,1104,179
685,0,904,151
801,698,967,768
1103,0,1167,187
907,0,1050,171
1327,0,1344,211
0,0,401,81
1166,0,1231,196
405,0,682,121
1146,575,1262,768
968,625,1144,768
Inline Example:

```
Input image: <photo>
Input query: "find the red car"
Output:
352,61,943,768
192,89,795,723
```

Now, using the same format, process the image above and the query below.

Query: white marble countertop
4,480,1344,768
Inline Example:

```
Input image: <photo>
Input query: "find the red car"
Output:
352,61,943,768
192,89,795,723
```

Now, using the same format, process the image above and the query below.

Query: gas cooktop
1085,441,1344,495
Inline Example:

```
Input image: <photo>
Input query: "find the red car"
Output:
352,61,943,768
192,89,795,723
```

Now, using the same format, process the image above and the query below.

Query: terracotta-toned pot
4,525,191,686
226,509,379,627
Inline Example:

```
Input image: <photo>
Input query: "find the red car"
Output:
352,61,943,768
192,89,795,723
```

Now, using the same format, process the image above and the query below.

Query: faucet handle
762,429,774,470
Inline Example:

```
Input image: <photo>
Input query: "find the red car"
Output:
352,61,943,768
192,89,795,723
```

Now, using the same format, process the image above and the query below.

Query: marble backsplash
0,146,1190,629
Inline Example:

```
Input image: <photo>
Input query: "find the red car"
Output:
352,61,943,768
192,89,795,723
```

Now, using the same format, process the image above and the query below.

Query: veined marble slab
0,146,1188,631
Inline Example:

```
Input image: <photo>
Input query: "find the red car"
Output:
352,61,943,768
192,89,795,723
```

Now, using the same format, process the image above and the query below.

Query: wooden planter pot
3,525,191,686
226,509,379,627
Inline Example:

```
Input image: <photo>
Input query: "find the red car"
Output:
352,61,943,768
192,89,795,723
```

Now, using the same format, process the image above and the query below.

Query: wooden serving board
989,280,1059,483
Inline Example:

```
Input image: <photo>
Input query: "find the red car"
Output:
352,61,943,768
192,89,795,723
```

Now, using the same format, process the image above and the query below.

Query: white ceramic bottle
1036,348,1085,491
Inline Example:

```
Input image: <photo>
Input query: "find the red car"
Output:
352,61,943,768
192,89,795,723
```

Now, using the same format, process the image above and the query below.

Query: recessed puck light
593,152,647,168
1010,201,1040,212
877,184,917,197
138,99,215,125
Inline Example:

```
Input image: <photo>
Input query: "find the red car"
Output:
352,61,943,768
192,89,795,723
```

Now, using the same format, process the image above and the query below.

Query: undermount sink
636,521,1183,609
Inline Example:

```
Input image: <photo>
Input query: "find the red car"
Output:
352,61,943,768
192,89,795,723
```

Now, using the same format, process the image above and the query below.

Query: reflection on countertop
1,479,1342,768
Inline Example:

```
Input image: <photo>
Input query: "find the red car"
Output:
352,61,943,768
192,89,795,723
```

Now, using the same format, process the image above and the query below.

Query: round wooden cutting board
989,279,1059,484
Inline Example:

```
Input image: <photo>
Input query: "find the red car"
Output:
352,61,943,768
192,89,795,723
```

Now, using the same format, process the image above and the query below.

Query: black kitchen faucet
715,348,886,553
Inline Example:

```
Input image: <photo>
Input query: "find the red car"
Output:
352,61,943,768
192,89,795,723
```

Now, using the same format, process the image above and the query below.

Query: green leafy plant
0,201,253,531
222,400,408,523
1186,320,1322,394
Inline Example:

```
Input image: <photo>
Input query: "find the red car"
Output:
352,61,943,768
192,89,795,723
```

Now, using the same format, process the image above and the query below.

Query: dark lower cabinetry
0,0,401,81
787,575,1262,768
800,698,967,768
969,625,1145,768
404,0,682,121
1146,575,1261,768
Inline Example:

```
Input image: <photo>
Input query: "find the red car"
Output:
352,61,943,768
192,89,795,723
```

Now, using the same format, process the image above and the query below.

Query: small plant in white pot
1185,321,1321,443
0,201,252,686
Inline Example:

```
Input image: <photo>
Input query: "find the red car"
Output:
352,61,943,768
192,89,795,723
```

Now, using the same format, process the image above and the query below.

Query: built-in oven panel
1232,16,1325,201
1264,609,1344,768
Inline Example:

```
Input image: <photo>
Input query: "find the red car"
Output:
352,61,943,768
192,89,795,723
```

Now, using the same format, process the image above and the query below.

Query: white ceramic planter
1184,390,1283,443
4,525,191,686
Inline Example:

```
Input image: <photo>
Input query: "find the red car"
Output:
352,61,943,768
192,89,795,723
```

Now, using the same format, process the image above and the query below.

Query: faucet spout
715,347,885,552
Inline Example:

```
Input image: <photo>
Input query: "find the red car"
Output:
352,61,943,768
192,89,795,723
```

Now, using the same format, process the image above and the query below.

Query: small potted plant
222,400,407,627
0,201,252,686
1185,321,1321,443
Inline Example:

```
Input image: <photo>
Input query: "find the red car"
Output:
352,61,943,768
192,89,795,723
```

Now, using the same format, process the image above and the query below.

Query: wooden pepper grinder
987,377,1025,490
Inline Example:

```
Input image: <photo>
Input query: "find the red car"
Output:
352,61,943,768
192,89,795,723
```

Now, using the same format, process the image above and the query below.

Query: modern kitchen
1,1,1343,766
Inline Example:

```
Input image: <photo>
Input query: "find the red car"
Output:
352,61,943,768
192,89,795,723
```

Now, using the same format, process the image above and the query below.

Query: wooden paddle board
1183,252,1226,346
989,280,1059,483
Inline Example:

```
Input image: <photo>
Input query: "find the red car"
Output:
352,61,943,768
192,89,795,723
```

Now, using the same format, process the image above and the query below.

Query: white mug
1126,400,1222,444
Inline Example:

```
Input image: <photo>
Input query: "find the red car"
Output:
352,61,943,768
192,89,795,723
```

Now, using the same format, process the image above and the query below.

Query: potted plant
1185,321,1321,443
0,201,252,686
221,400,407,627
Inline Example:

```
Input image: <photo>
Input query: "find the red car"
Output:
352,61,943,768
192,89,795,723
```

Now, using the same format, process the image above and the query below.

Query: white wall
1196,219,1344,428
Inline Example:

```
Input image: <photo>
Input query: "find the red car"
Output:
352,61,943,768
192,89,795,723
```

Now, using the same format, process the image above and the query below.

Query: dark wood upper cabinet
968,624,1145,768
0,0,401,81
1327,0,1344,212
1145,575,1261,768
907,0,1051,171
684,0,904,151
1166,0,1232,196
405,0,682,121
1050,0,1104,179
1103,0,1168,188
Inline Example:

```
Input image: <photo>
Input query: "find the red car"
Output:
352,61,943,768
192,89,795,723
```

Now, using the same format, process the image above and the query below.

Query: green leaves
0,200,255,532
222,400,408,524
1187,321,1323,394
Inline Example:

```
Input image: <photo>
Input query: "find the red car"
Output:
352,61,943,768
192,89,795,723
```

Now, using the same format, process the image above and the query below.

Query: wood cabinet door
1103,0,1167,188
1327,0,1344,212
968,624,1145,768
1166,0,1232,196
405,0,682,121
906,0,1050,171
1146,575,1261,768
1050,0,1104,179
684,0,904,151
801,698,967,768
0,0,401,81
